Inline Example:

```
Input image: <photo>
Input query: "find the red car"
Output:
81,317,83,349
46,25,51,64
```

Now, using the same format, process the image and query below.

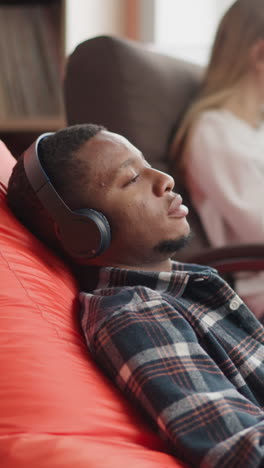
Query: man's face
78,130,190,268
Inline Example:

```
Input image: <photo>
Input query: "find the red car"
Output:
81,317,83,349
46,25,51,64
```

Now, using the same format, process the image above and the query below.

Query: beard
154,231,193,254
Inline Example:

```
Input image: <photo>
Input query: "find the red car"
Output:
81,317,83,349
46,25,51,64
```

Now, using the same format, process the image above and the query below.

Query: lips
168,194,189,218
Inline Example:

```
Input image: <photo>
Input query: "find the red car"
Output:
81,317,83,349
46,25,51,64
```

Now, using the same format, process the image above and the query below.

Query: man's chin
155,232,193,255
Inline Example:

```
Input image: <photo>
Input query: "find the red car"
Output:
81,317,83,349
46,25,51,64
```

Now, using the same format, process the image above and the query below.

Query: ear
250,39,264,71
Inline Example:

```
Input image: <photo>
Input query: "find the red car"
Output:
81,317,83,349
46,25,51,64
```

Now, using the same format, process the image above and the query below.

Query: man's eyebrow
119,154,150,169
119,157,137,169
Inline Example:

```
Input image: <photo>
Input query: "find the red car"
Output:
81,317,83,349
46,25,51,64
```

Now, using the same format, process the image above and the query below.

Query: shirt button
229,297,242,310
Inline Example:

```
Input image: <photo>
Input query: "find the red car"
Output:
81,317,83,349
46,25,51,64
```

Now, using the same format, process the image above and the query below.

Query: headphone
23,132,111,260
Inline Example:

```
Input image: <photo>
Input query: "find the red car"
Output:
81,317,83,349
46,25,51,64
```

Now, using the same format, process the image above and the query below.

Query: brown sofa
64,35,264,274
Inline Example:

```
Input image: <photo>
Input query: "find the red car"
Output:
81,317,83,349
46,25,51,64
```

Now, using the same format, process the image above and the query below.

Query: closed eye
124,174,140,186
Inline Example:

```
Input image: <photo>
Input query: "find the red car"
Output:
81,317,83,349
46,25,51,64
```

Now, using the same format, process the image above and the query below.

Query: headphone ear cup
57,208,111,259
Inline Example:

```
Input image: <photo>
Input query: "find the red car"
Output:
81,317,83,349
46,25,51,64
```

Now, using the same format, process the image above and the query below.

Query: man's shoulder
79,283,167,346
80,283,162,309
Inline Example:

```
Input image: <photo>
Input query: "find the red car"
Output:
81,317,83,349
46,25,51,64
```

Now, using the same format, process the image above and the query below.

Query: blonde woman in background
170,0,264,323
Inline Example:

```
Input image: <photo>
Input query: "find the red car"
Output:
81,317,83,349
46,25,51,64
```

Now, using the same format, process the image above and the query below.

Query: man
7,124,264,468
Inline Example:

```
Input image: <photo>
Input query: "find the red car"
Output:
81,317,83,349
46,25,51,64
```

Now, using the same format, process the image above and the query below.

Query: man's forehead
79,130,143,172
91,130,139,154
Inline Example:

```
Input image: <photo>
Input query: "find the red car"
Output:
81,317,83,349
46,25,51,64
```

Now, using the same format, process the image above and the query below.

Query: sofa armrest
186,244,264,274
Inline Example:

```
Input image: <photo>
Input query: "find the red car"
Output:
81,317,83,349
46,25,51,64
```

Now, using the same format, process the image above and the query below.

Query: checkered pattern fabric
80,262,264,467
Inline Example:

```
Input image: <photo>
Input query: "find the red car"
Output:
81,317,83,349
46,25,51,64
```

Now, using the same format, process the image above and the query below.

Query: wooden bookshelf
0,0,66,157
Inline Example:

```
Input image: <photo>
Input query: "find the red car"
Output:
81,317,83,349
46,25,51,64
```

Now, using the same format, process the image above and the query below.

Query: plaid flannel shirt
79,261,264,468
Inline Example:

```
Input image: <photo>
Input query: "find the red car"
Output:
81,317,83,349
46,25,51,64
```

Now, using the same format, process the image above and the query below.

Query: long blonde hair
170,0,264,180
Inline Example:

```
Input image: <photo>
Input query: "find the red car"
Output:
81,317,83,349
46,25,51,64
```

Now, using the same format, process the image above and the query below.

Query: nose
151,168,175,196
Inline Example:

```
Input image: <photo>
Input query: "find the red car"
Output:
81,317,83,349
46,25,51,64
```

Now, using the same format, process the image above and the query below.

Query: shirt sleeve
81,293,264,468
187,113,264,242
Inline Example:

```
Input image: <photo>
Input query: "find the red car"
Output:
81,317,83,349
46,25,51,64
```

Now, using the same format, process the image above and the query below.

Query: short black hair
7,123,105,253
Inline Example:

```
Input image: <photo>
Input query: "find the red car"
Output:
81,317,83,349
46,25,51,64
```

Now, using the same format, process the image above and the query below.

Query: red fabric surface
0,143,186,467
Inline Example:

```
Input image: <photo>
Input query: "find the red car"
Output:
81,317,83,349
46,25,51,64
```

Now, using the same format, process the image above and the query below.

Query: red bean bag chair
0,140,186,467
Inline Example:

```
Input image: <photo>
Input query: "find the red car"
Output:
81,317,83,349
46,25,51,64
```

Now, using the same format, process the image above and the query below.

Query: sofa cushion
64,35,202,173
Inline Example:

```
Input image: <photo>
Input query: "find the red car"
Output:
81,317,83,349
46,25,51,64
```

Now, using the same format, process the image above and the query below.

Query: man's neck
112,258,173,272
85,257,173,273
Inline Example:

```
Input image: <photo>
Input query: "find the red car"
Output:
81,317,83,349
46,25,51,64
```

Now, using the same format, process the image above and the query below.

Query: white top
185,109,264,301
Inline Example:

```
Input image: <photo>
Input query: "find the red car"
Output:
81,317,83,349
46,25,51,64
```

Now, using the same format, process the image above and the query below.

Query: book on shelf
0,2,64,121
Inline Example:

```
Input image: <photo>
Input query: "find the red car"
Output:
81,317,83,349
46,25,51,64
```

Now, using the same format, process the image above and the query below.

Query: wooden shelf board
0,116,66,133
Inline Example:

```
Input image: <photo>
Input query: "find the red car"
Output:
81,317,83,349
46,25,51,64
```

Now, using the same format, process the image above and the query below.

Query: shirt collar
90,261,214,295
